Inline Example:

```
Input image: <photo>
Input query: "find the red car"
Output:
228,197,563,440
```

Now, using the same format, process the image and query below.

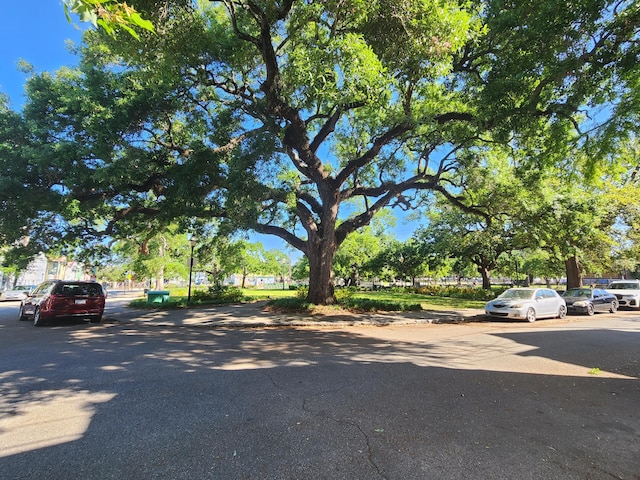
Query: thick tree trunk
565,255,583,289
350,265,360,287
156,266,165,290
306,239,337,305
478,266,491,290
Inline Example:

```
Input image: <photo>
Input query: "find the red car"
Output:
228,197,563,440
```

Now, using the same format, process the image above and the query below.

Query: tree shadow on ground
1,322,638,479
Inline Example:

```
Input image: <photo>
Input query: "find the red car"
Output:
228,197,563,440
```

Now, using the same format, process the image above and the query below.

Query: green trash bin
147,290,170,303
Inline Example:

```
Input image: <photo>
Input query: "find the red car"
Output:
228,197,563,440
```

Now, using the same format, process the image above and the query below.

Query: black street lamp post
188,236,197,303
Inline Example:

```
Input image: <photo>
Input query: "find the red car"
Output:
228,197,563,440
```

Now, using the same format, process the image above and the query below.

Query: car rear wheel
526,307,536,322
89,315,102,324
610,301,618,313
558,305,567,319
586,303,595,316
33,308,43,327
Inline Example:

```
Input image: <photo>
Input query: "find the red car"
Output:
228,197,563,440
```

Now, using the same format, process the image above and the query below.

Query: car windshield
563,289,592,298
12,286,30,291
608,282,640,290
499,289,535,300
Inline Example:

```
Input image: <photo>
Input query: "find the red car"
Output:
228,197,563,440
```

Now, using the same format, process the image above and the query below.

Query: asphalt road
1,298,639,479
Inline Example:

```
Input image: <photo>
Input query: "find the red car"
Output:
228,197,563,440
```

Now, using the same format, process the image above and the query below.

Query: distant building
228,273,277,287
15,253,92,286
15,253,48,286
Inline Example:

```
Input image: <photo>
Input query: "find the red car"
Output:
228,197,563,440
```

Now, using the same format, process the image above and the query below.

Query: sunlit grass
352,291,486,310
241,288,298,300
130,287,296,308
166,287,296,300
131,286,486,311
243,288,486,310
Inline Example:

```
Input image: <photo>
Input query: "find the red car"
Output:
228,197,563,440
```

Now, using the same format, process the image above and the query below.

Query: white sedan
485,288,567,322
0,285,32,302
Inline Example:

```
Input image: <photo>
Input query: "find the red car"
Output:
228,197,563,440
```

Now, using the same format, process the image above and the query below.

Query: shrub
334,287,356,302
187,285,245,304
295,286,356,302
269,297,312,311
414,285,498,301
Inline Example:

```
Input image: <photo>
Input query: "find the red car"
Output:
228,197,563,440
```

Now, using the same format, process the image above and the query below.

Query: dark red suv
19,280,106,326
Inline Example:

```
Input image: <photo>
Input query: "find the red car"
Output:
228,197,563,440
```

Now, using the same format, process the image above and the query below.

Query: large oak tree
7,0,639,303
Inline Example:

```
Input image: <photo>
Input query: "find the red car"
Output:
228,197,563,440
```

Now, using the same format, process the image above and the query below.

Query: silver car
485,288,567,322
0,285,32,302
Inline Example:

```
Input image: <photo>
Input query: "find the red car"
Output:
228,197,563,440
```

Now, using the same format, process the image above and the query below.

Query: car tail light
47,293,65,307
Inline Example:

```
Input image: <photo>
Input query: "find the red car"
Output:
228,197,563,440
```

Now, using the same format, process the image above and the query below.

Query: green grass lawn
135,287,485,311
240,288,486,309
166,287,296,300
352,290,486,310
241,288,299,300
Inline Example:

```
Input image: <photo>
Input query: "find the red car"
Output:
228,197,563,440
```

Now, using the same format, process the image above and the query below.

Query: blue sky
0,2,84,109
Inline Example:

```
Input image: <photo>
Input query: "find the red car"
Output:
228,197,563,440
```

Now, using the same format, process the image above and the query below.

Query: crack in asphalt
301,397,389,480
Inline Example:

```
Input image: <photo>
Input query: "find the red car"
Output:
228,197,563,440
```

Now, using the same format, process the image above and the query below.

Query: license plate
75,299,87,305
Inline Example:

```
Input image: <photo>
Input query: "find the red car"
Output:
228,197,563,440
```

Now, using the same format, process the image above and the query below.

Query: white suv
606,280,640,309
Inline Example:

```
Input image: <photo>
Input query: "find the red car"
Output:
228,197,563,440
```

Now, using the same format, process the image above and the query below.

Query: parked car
562,287,618,315
606,280,640,309
19,280,106,326
0,285,32,302
485,288,567,322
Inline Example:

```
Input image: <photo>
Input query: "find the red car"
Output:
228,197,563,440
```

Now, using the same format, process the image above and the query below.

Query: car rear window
53,283,103,297
564,289,591,297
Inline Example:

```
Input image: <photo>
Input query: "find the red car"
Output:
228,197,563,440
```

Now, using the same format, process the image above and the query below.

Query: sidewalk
104,300,486,328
